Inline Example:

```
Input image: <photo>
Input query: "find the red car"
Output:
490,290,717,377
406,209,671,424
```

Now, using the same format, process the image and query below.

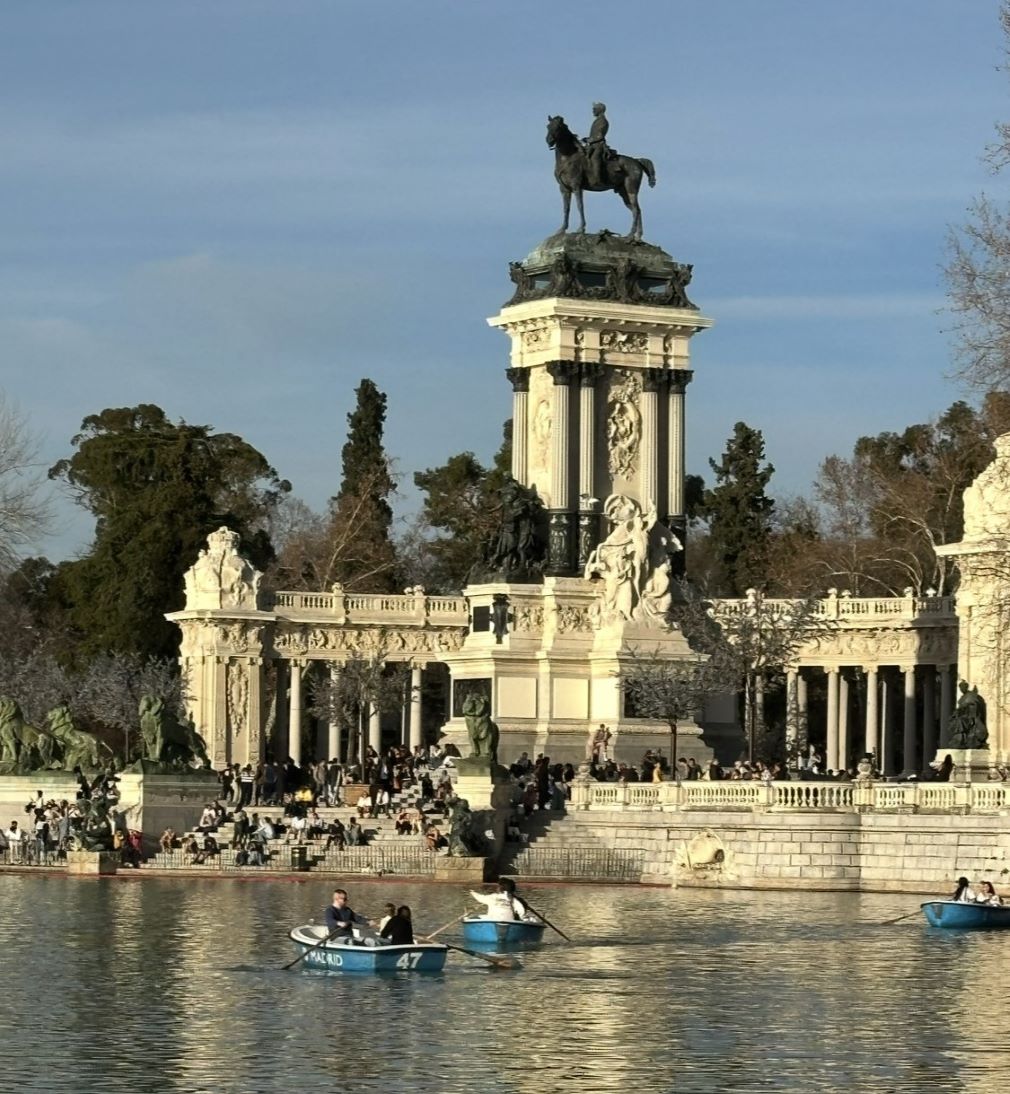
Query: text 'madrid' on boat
289,924,448,972
920,901,1010,930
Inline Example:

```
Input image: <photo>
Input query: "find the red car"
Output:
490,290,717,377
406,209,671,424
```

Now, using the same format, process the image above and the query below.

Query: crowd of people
0,768,141,866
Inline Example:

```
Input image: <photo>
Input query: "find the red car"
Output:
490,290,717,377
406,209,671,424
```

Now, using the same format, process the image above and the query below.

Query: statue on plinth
462,693,500,765
943,681,989,750
183,526,262,611
584,494,680,628
546,106,656,240
138,695,211,769
46,706,109,771
0,697,58,773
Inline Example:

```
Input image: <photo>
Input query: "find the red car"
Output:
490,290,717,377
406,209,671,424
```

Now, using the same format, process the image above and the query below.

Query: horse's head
546,115,568,149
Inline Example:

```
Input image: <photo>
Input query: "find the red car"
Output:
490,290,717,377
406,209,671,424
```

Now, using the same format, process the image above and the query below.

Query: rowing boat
289,924,448,972
461,916,546,945
920,901,1010,930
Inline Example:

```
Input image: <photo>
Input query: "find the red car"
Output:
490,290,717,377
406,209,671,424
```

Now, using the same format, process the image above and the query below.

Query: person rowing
469,877,535,922
324,888,370,939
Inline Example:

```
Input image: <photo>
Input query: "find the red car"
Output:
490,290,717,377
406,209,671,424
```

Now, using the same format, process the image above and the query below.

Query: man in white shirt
469,877,529,921
4,821,24,863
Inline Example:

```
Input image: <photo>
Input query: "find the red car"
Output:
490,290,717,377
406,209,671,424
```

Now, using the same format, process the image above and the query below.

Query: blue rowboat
920,901,1010,929
461,916,547,945
289,924,447,973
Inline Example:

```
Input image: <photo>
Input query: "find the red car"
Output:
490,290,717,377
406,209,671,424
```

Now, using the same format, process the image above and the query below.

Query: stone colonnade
785,663,956,774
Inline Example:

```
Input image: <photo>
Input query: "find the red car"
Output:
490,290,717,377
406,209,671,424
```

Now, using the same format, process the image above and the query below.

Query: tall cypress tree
328,379,399,592
703,422,775,596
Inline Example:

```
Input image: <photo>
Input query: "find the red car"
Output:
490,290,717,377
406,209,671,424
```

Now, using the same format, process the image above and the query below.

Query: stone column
640,369,662,510
274,660,289,763
288,661,303,766
940,665,953,745
369,703,382,754
838,671,850,773
797,672,809,755
506,367,529,486
785,669,799,767
409,664,424,751
881,674,895,776
245,657,264,765
864,667,879,761
825,667,839,773
665,369,693,575
922,667,937,762
546,361,575,574
577,364,602,569
328,664,341,761
901,665,917,775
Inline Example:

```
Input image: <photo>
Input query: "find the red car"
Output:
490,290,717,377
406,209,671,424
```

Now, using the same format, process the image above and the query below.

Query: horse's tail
637,158,656,188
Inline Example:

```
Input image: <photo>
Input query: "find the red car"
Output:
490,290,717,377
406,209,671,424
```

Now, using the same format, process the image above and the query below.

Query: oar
437,941,520,970
518,895,571,942
878,909,921,927
282,926,341,970
424,912,467,941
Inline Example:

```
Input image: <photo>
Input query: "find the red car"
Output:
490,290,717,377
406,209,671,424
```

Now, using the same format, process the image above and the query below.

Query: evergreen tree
327,379,399,592
49,404,288,660
702,422,775,595
410,421,512,592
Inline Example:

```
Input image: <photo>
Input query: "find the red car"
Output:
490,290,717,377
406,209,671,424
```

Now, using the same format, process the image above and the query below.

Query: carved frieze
274,624,465,657
513,605,545,633
556,605,593,633
600,330,648,356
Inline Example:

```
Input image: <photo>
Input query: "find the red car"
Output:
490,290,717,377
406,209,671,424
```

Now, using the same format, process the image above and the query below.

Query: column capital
668,368,694,394
505,366,530,393
642,367,666,393
546,360,577,385
579,361,604,386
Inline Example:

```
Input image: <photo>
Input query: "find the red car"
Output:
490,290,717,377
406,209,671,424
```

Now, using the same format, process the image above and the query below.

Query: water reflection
4,877,1010,1092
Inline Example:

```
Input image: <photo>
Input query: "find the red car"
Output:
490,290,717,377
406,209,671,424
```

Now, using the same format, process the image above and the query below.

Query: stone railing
713,591,955,624
569,779,1010,815
267,590,468,626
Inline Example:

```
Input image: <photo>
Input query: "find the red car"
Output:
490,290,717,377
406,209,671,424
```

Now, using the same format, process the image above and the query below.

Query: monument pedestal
933,748,994,783
433,855,493,883
66,850,118,876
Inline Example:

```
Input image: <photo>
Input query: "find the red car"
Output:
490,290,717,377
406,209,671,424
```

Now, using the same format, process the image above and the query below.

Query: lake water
1,874,1007,1094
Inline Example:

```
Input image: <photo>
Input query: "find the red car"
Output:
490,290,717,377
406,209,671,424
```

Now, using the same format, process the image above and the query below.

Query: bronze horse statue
546,115,656,241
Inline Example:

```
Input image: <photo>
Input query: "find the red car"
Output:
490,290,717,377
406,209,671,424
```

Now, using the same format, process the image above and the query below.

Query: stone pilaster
864,667,879,760
666,369,692,577
288,660,303,766
640,368,662,511
902,665,917,775
547,361,576,575
410,664,424,751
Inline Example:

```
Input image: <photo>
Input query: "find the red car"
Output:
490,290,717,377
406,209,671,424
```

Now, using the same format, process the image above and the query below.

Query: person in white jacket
469,877,529,921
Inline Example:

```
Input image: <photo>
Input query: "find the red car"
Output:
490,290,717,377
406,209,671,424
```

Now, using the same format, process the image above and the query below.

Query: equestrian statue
546,104,656,241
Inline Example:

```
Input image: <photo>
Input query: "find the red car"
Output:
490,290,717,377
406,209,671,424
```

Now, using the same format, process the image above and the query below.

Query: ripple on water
0,878,1006,1093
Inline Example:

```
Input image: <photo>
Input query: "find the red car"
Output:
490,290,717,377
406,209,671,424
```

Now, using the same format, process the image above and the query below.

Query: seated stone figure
944,681,989,750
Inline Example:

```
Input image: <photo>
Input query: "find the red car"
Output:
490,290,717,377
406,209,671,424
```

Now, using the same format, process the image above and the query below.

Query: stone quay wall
541,781,1010,892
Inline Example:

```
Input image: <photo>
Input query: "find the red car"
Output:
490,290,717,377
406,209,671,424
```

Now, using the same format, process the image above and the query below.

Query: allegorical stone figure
944,681,989,750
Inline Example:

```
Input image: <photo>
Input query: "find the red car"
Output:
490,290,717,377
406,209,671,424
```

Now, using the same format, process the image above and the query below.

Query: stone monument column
864,666,879,759
506,367,530,484
288,660,303,766
369,703,382,754
547,361,574,574
901,664,917,774
838,670,850,772
640,369,661,509
409,664,424,751
785,668,799,764
666,369,693,574
825,667,839,773
328,664,342,761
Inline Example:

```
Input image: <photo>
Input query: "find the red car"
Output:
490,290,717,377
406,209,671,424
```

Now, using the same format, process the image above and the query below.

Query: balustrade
571,779,1010,816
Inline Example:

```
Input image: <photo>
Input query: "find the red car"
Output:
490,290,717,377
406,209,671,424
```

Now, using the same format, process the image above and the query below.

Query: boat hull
461,917,546,945
289,925,447,972
920,901,1010,930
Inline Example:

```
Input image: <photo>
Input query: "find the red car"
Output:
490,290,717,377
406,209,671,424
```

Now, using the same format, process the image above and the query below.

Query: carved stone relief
556,605,593,633
532,397,552,464
513,605,545,633
600,330,648,356
227,661,249,741
607,370,643,478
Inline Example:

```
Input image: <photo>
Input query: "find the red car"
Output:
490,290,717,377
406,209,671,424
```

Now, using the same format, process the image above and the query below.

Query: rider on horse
585,102,610,187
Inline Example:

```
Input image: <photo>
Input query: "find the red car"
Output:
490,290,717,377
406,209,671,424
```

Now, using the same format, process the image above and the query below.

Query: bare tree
0,391,51,572
945,2,1010,390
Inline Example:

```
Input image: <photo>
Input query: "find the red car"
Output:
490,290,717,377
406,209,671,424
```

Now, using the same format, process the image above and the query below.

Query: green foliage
327,380,399,592
411,421,512,592
49,404,289,660
701,422,775,595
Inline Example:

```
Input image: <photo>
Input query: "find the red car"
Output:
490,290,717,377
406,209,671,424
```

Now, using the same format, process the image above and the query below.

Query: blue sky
1,0,1005,561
